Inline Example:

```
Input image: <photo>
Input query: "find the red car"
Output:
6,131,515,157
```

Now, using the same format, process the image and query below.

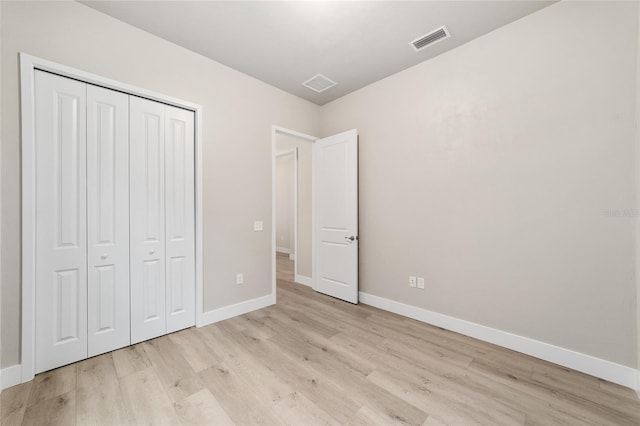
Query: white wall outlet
236,273,244,285
254,221,263,231
417,277,425,289
409,276,417,288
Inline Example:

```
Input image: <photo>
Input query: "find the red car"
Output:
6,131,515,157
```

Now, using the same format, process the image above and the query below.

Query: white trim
276,247,291,254
271,126,318,301
275,149,296,159
195,106,204,329
359,291,640,391
295,274,313,287
20,54,37,384
1,365,23,391
311,140,317,296
273,126,318,143
291,151,298,279
19,53,204,383
199,294,275,326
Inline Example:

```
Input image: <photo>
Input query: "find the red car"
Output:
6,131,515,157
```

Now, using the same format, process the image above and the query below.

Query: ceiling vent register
302,74,337,93
411,25,450,51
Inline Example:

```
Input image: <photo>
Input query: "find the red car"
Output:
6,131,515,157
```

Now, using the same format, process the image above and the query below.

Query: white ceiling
81,1,556,105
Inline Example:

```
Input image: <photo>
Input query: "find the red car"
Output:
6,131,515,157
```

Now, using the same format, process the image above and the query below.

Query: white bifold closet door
35,72,131,372
35,71,88,373
130,97,195,344
130,97,166,344
86,85,130,357
34,71,196,372
164,106,196,333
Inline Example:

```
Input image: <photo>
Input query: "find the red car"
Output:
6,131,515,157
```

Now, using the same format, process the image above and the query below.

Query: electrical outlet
409,276,417,288
417,277,425,289
236,273,244,285
254,221,263,231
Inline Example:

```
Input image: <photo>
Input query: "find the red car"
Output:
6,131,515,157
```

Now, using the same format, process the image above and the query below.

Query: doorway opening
271,126,317,300
271,126,359,304
275,148,297,285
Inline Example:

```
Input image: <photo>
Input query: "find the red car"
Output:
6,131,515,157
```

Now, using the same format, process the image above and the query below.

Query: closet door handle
100,254,108,260
149,250,155,255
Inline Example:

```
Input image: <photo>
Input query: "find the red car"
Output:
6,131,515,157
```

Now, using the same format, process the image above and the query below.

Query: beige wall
0,1,320,367
276,133,313,279
321,0,639,367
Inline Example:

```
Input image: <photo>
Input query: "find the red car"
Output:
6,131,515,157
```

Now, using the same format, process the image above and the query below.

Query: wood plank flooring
3,253,640,425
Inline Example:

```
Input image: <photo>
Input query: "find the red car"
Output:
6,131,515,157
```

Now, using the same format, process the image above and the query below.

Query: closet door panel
130,96,166,344
87,85,130,356
165,106,195,332
34,71,88,373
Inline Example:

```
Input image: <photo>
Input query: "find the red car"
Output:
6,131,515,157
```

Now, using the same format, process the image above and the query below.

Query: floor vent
302,74,337,93
410,26,450,51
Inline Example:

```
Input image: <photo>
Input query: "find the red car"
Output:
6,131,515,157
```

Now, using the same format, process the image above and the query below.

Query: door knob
345,235,358,241
100,253,108,260
149,250,155,255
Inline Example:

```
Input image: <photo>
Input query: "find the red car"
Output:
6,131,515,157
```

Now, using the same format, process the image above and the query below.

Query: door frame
19,53,204,383
275,148,298,263
271,126,317,298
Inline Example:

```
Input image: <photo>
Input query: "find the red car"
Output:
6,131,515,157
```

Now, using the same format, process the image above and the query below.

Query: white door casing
87,85,131,357
165,105,196,333
312,129,359,304
130,96,167,344
34,71,88,372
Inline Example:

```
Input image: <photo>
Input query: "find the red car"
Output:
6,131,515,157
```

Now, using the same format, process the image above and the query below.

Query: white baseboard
295,274,313,287
199,293,275,326
1,364,23,391
359,291,639,391
276,247,291,255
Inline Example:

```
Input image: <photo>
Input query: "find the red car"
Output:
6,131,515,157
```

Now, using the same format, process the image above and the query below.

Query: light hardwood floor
3,253,640,425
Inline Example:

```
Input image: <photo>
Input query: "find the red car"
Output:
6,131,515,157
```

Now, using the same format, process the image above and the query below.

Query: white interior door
130,96,166,343
34,71,88,372
165,105,196,333
312,129,359,303
87,85,130,356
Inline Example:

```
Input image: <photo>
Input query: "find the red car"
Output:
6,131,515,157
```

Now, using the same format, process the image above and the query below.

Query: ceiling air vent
302,74,337,93
410,25,450,52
